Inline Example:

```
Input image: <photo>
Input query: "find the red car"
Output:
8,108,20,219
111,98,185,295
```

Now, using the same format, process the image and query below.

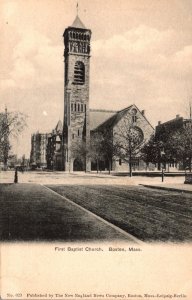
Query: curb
140,184,192,194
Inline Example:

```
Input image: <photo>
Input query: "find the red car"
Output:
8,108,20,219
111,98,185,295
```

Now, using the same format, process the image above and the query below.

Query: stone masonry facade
63,16,91,172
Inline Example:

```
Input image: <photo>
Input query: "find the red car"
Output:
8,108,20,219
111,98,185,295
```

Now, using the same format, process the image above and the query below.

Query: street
0,171,191,242
48,184,192,242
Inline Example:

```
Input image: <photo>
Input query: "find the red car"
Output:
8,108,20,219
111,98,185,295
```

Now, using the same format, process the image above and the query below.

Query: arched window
74,61,85,85
131,108,137,123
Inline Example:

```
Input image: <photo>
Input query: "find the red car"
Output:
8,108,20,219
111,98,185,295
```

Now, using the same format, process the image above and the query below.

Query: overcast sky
1,0,192,157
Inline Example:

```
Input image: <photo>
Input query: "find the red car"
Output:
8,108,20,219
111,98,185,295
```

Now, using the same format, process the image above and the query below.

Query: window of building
78,129,80,136
78,103,80,112
81,104,83,112
72,134,75,139
74,103,76,111
119,159,122,165
73,61,85,85
131,108,137,123
71,103,74,111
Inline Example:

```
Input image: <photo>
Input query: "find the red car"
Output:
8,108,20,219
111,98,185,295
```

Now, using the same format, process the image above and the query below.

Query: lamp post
160,148,165,182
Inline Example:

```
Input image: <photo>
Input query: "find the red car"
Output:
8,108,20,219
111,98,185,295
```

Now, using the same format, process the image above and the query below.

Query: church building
31,14,154,172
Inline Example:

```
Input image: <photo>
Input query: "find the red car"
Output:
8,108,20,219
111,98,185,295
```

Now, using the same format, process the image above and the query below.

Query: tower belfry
63,15,91,172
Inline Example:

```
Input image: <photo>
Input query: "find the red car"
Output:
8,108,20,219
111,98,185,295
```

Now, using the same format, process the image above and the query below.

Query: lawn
0,183,132,241
47,185,192,242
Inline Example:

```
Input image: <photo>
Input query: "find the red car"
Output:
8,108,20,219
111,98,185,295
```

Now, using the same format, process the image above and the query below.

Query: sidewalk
0,170,186,186
140,183,192,194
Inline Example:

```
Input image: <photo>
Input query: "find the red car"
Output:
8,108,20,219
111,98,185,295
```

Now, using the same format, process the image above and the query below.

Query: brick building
155,115,192,171
30,132,48,168
46,120,63,170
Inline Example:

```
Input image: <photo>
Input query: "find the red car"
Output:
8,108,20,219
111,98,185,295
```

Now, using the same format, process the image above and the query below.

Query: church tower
63,15,91,172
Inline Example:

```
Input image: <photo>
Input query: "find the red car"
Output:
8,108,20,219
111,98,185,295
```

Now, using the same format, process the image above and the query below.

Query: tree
169,120,192,171
141,102,192,172
114,115,146,177
91,128,120,174
0,109,27,169
90,132,104,173
70,139,90,172
140,134,158,169
141,134,169,170
100,128,119,174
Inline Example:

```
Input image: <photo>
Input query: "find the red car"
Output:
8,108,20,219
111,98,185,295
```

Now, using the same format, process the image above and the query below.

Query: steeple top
71,15,86,29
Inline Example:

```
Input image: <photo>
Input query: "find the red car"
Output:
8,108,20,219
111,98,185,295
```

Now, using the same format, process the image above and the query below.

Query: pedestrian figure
14,167,18,183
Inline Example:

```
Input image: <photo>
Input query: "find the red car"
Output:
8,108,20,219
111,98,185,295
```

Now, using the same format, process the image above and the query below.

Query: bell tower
63,15,91,172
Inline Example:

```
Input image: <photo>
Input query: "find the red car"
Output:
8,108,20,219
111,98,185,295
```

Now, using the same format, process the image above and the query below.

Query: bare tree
0,109,27,169
114,115,145,177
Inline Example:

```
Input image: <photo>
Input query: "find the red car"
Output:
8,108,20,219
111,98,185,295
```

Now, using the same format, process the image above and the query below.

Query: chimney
176,114,180,119
158,121,161,125
141,110,145,116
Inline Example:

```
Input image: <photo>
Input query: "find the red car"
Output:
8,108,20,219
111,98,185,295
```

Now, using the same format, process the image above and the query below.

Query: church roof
71,15,86,29
91,104,154,131
91,105,133,131
90,109,118,130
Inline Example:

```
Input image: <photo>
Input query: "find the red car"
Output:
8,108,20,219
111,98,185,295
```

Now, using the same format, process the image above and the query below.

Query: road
0,180,191,242
48,184,192,242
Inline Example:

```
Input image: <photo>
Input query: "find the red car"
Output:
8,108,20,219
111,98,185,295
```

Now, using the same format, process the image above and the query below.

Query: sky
1,0,192,158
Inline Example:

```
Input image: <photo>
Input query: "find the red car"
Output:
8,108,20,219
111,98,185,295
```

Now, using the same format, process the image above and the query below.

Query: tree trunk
96,159,99,173
108,159,111,174
3,157,8,171
129,161,132,177
129,145,132,177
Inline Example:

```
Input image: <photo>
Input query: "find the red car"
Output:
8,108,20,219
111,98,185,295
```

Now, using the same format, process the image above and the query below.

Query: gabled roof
92,105,133,131
92,104,154,132
55,120,63,133
71,15,86,29
90,109,117,130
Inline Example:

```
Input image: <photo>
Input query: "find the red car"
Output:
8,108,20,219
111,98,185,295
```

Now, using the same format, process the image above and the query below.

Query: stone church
31,15,154,172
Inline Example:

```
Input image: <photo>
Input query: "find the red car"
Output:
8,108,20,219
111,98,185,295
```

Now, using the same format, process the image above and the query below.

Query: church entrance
73,158,84,171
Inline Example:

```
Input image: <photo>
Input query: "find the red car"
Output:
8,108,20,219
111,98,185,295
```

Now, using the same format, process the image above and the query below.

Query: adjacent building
155,115,192,171
46,121,63,170
30,132,48,168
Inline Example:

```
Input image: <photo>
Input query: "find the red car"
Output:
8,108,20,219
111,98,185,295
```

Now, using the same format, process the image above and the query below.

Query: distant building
30,132,48,168
155,114,192,171
156,114,184,137
46,121,63,170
